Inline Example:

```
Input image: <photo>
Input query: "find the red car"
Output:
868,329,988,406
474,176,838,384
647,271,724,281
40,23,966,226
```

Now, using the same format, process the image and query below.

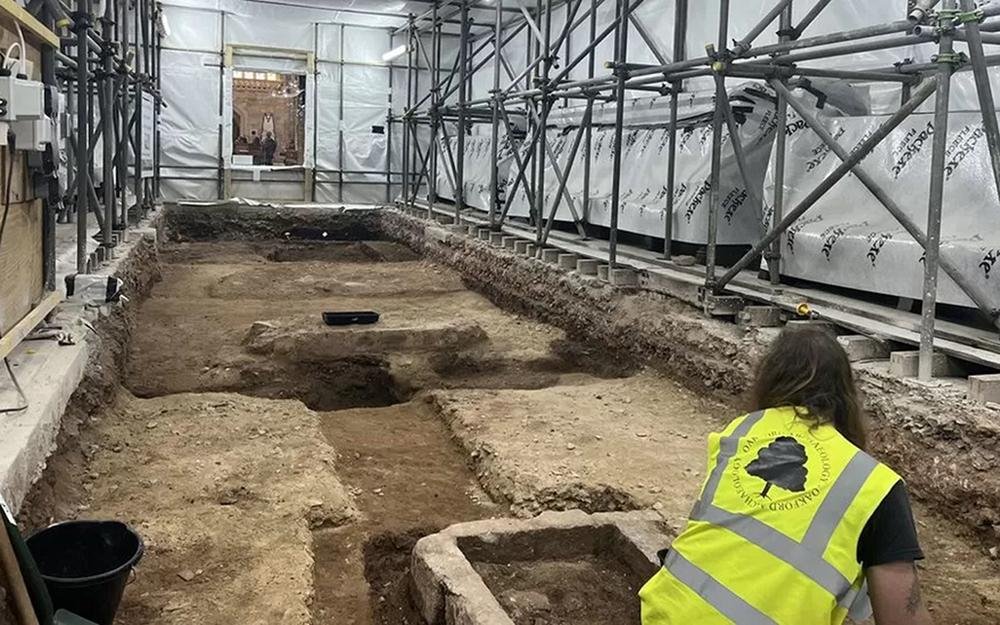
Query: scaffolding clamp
69,11,92,32
931,51,968,68
604,62,630,80
705,44,730,74
776,27,799,41
938,7,985,26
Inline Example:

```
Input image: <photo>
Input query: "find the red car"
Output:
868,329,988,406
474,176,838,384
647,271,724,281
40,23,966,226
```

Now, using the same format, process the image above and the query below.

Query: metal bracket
700,289,744,317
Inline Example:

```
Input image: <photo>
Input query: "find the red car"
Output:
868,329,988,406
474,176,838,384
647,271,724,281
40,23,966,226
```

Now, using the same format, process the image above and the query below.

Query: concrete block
641,271,702,306
836,335,891,362
557,253,578,270
501,236,519,249
488,233,504,246
513,241,532,255
412,511,669,625
540,248,561,264
0,339,89,516
737,305,785,328
610,268,639,286
969,374,1000,404
477,228,491,241
888,351,962,378
597,264,611,282
576,258,600,275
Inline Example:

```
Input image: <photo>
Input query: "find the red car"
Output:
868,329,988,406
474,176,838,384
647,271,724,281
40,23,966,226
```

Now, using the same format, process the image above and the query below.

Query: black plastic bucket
26,520,144,625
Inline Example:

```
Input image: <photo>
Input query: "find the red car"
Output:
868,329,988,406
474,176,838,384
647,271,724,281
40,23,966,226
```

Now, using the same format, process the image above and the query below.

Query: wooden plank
0,139,42,337
0,0,59,48
0,290,60,360
0,198,43,335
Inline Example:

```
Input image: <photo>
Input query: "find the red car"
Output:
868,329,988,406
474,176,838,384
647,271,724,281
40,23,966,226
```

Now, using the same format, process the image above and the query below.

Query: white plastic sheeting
436,132,516,211
159,48,220,199
497,84,779,245
764,107,1000,309
159,0,407,202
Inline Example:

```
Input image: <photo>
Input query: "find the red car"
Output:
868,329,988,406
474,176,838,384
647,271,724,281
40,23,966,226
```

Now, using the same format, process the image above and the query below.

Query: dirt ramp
245,317,490,360
428,374,723,519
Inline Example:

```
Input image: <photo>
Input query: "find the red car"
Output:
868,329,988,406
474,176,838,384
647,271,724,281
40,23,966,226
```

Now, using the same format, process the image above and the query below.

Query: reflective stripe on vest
659,409,894,624
663,550,778,625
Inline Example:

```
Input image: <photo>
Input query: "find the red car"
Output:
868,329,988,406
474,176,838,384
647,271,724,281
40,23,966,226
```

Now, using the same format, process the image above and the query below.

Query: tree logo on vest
730,432,832,511
746,437,807,498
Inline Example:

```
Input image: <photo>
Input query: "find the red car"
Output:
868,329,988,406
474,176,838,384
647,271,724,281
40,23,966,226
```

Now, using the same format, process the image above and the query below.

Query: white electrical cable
3,43,20,72
14,21,25,76
4,22,27,76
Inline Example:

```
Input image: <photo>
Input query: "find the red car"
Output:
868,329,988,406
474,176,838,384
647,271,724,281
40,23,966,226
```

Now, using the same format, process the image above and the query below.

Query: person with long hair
640,325,931,625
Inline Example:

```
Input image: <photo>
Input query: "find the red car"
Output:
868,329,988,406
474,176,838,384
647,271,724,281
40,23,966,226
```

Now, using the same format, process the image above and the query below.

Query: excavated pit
109,235,641,625
466,524,650,625
408,512,668,625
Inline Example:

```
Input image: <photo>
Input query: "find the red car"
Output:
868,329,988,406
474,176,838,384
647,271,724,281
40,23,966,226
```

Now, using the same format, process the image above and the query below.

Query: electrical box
12,117,54,151
0,76,45,122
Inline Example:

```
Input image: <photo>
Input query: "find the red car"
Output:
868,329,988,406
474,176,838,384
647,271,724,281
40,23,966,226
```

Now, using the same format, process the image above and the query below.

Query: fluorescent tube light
382,45,409,63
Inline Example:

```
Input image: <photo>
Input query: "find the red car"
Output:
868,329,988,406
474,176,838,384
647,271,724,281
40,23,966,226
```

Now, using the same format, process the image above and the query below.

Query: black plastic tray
322,311,380,326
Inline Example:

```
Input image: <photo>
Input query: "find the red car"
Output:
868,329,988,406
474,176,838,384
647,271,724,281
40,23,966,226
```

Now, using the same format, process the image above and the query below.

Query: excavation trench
16,219,1000,625
112,237,638,624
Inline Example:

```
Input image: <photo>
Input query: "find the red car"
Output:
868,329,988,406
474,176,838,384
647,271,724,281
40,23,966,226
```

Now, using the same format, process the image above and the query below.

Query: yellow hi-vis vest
639,407,900,625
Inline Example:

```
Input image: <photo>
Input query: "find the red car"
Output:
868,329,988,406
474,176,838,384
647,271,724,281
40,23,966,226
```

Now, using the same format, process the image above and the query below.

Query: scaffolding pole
394,0,1000,356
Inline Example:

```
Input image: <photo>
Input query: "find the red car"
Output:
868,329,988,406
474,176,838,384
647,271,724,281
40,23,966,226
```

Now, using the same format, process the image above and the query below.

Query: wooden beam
0,291,61,361
0,0,59,48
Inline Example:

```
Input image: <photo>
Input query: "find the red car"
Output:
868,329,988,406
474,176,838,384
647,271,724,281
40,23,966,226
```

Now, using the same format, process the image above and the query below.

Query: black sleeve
857,481,925,568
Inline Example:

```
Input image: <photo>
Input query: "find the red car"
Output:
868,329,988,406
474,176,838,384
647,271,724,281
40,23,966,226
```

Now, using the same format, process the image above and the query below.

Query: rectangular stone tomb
411,510,671,625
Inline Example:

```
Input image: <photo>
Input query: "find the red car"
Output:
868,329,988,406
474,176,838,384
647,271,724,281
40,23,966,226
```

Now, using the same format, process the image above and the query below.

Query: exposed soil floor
473,554,643,625
18,236,1000,625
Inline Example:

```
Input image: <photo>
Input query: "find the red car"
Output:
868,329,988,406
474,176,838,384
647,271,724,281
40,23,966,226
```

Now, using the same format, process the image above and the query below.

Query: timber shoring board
0,140,44,339
0,198,43,336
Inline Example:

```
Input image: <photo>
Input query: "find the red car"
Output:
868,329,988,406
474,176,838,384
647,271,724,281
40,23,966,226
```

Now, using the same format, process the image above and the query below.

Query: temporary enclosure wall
159,0,475,203
392,0,1000,384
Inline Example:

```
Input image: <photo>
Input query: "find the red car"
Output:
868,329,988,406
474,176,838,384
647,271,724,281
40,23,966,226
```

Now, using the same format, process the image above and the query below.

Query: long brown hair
750,325,867,449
